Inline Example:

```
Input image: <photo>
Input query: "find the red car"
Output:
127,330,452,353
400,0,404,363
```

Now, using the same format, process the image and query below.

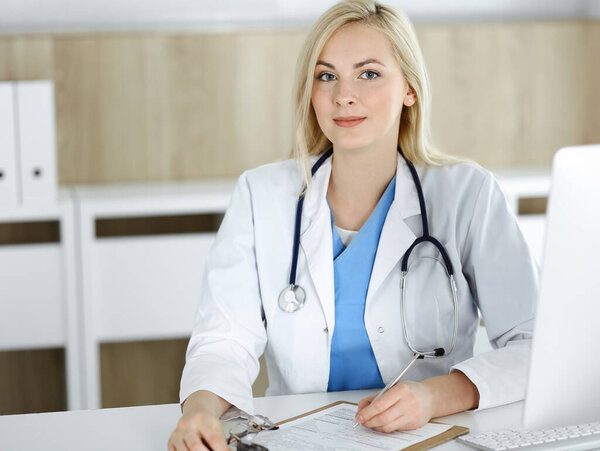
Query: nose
334,81,357,107
336,95,356,107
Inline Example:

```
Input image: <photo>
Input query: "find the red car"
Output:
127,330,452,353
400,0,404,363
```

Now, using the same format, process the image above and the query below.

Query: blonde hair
291,0,463,186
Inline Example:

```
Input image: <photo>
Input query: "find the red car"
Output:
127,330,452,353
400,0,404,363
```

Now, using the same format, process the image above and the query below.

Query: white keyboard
457,422,600,450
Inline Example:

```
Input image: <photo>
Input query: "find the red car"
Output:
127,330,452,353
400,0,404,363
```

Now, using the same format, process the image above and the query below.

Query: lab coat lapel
300,157,335,331
366,154,421,304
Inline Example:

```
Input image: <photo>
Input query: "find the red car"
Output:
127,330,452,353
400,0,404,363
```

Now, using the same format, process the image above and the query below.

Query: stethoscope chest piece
278,284,306,313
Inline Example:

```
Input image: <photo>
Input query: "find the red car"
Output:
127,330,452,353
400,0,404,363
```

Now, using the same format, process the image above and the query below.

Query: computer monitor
523,144,600,429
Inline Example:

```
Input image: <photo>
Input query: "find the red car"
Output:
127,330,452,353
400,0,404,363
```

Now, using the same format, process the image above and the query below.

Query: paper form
250,403,452,450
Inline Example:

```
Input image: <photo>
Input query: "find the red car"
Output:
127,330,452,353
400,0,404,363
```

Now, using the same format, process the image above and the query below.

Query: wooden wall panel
418,21,594,168
0,22,598,186
0,36,53,80
586,22,600,144
52,32,305,183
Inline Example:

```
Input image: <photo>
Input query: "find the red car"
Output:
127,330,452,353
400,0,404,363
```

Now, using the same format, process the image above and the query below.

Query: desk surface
0,390,523,450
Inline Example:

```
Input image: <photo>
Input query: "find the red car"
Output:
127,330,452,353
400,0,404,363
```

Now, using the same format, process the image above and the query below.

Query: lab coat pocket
402,240,458,355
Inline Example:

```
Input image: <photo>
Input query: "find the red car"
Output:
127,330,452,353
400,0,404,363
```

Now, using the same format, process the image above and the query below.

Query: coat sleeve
179,171,266,415
451,170,539,410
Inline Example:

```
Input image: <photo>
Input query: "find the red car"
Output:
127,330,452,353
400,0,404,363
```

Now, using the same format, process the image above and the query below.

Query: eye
316,72,336,82
360,70,380,80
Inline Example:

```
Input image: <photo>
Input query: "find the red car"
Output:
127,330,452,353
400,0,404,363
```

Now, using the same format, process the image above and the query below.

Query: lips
333,116,366,128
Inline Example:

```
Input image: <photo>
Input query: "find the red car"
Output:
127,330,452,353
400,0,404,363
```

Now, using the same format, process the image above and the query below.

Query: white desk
0,390,522,450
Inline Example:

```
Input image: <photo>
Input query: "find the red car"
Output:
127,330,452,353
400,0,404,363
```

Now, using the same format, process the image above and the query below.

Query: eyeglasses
226,415,278,450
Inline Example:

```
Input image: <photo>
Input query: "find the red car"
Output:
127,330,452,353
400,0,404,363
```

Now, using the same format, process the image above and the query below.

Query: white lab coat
180,154,538,415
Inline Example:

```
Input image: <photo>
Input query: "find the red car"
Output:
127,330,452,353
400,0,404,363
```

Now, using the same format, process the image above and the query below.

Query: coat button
323,327,329,333
377,327,384,333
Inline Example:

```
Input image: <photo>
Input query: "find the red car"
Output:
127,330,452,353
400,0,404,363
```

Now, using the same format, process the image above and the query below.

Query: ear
403,88,417,107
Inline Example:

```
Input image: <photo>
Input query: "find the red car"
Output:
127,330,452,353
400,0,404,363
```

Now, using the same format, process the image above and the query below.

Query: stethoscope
278,146,459,359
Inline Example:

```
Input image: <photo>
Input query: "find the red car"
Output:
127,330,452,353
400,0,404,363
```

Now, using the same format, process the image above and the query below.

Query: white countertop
0,390,523,450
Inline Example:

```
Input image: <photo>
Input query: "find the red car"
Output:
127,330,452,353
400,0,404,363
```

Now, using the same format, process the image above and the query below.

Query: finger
372,413,421,433
363,401,406,430
371,416,407,434
357,396,374,410
168,430,191,451
356,392,381,420
169,433,193,451
200,429,229,451
182,431,210,451
359,386,406,423
364,388,427,432
367,411,405,432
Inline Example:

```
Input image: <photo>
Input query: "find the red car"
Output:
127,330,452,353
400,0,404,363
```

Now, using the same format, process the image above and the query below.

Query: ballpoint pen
353,352,424,428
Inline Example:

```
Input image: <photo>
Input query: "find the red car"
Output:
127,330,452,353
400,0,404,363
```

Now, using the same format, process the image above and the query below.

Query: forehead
318,22,394,63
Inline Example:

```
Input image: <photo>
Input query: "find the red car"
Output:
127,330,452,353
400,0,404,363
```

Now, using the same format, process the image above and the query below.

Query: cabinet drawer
0,244,64,349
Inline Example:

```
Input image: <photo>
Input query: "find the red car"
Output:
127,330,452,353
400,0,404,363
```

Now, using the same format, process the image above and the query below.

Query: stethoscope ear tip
434,348,445,357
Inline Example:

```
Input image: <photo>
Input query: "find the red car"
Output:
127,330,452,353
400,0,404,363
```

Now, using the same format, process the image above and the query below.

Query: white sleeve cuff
180,354,255,415
450,342,530,411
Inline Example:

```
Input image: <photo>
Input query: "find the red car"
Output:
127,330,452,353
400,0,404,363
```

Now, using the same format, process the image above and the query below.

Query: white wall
586,0,600,17
1,0,599,34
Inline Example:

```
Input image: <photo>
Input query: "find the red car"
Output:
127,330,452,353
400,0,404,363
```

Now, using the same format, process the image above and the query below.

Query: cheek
365,86,404,123
366,85,399,110
311,90,333,135
311,87,329,117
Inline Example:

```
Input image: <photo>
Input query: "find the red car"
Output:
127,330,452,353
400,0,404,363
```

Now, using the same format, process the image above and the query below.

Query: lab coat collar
366,155,420,304
392,153,422,220
299,156,335,330
300,153,421,229
299,152,421,329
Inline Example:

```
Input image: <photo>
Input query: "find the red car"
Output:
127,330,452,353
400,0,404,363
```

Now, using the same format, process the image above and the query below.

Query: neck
327,143,397,230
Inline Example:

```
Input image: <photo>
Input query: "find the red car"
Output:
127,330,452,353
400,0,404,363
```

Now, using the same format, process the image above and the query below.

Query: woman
168,1,537,449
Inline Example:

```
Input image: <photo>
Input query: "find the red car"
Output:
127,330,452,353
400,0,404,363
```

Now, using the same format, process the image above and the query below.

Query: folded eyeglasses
226,414,278,450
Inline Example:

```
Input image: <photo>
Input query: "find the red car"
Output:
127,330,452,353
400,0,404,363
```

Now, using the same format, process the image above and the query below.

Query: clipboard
275,400,469,451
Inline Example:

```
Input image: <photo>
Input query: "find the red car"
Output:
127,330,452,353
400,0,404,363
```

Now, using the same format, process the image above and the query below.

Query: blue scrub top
327,176,396,391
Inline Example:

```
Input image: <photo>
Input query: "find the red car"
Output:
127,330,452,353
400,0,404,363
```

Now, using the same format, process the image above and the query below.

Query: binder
15,80,58,203
0,82,20,206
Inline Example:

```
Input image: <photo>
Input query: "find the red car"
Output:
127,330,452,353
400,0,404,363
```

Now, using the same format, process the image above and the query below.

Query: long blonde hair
291,0,461,186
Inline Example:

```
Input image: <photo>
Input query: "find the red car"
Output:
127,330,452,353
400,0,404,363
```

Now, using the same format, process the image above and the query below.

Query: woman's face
311,22,414,153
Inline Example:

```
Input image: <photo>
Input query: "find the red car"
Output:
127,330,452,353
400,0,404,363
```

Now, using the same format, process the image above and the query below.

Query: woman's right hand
167,411,230,451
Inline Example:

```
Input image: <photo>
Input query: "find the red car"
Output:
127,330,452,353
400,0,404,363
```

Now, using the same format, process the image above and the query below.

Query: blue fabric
327,176,396,391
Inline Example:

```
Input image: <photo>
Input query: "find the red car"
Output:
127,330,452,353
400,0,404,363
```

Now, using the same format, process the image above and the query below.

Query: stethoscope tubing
282,146,459,360
288,149,333,287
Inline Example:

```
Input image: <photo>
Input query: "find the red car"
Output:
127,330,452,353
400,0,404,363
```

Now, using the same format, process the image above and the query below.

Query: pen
353,352,422,428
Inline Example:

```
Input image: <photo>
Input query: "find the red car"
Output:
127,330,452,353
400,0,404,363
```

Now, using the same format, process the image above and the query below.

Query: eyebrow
315,58,386,69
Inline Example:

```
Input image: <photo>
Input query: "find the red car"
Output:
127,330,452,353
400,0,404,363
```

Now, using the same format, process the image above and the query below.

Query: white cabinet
73,179,235,409
0,180,235,410
0,191,81,410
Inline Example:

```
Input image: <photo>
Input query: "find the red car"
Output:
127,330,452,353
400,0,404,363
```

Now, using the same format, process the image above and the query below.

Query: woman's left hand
355,381,435,432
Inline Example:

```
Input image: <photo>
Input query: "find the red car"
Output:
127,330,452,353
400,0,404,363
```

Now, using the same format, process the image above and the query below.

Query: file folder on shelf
15,80,58,204
0,82,20,206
